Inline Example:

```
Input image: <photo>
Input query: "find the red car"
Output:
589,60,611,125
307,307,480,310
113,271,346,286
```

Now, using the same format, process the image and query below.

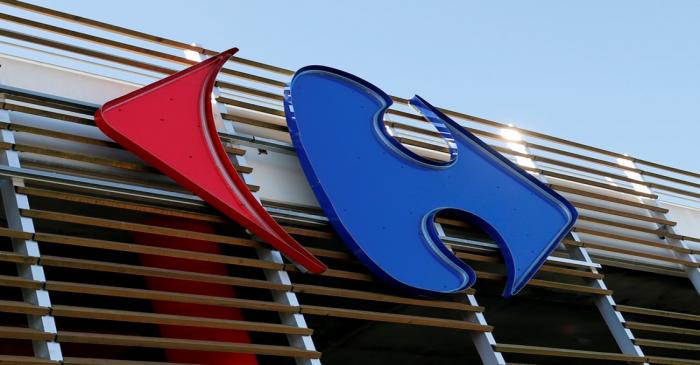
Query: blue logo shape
284,66,577,296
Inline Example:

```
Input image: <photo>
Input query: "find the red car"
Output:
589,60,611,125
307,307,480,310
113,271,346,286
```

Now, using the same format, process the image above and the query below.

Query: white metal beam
0,108,63,361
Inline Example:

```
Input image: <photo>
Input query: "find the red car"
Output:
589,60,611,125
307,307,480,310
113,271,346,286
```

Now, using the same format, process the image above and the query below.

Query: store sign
95,49,577,297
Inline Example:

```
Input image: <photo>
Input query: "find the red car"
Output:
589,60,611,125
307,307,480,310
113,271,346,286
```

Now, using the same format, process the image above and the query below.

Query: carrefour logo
95,48,577,297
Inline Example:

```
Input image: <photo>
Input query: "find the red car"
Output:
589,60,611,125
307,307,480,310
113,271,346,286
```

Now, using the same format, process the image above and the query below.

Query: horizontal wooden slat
0,355,58,364
0,226,34,240
0,251,38,265
34,233,289,290
493,343,645,362
635,338,700,351
573,227,690,254
550,184,668,213
0,325,54,341
454,251,604,280
39,255,282,288
646,355,700,365
577,215,696,243
572,201,676,226
0,299,49,316
540,169,658,199
0,274,43,290
593,256,688,278
22,209,261,248
569,240,698,267
284,264,374,282
57,331,321,358
525,278,612,296
292,283,482,312
45,281,298,313
63,358,195,365
20,187,327,239
2,102,93,125
615,305,700,322
300,305,491,331
12,143,252,174
9,123,121,149
51,305,312,336
19,160,191,194
625,321,700,337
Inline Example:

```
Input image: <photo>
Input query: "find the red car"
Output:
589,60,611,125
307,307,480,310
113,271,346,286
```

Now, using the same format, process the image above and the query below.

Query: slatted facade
0,1,698,364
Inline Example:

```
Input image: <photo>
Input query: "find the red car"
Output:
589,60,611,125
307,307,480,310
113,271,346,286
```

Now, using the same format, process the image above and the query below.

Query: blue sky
30,0,700,172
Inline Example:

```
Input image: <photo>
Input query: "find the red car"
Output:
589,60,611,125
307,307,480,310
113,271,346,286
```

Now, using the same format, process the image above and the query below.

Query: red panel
94,48,326,274
134,217,258,365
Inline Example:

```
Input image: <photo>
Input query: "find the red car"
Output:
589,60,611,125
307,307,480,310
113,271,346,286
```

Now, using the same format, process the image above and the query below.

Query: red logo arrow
95,48,327,274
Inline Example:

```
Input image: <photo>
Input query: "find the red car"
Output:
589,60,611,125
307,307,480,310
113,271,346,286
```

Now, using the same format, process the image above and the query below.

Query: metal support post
0,108,63,361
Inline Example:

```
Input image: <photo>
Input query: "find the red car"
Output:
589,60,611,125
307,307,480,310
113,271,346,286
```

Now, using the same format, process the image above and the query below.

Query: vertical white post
185,48,321,365
501,127,647,364
0,109,63,361
616,158,700,293
433,223,506,365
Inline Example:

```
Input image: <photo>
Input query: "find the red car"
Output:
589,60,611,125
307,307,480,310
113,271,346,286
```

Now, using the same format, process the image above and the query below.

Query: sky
26,0,700,173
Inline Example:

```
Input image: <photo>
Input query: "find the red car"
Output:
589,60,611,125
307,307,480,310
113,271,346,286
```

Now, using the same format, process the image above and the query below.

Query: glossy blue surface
284,66,577,296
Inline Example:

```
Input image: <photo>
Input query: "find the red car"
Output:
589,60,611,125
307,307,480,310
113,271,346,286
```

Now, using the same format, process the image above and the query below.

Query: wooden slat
292,283,482,312
594,256,687,278
63,358,195,365
19,160,183,192
39,255,283,288
13,143,252,174
493,343,645,362
45,281,298,314
642,169,700,190
0,325,54,341
217,97,284,118
0,251,38,265
0,355,58,364
2,102,94,126
0,227,34,240
454,251,604,280
34,233,290,290
22,209,261,249
615,305,700,322
0,28,177,74
300,305,492,332
221,112,289,132
51,305,312,336
572,201,676,226
0,299,49,316
577,215,697,243
625,321,700,337
550,184,668,213
57,331,321,358
635,338,700,352
0,274,43,290
284,264,374,282
540,169,658,199
0,0,294,76
636,158,700,181
569,240,698,267
9,123,120,149
20,187,325,239
573,227,690,254
646,356,700,365
19,187,226,223
14,144,153,173
525,278,612,296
